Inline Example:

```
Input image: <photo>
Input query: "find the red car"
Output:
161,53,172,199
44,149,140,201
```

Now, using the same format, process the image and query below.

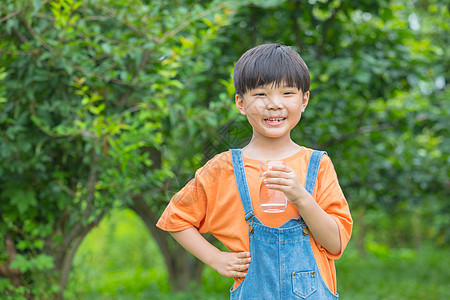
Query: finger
263,170,291,179
267,165,290,172
237,252,251,258
264,178,291,186
233,271,247,278
236,257,251,265
233,263,250,272
264,184,284,191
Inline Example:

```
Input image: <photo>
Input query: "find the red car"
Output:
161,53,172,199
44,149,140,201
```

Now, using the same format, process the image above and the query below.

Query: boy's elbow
327,239,341,255
328,246,341,255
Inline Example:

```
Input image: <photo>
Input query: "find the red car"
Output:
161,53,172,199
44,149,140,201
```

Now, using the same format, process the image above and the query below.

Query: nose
266,95,284,110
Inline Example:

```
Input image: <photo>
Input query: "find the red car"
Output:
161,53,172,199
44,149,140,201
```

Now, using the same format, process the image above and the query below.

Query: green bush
68,209,449,299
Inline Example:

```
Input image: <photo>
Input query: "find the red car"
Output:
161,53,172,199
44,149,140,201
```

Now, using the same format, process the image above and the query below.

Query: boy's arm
263,165,342,254
170,227,251,278
294,195,341,254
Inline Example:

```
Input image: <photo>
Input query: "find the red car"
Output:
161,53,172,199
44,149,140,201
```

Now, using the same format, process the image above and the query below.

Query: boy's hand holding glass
262,164,309,207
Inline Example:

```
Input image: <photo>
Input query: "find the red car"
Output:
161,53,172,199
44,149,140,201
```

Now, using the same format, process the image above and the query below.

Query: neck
242,134,301,161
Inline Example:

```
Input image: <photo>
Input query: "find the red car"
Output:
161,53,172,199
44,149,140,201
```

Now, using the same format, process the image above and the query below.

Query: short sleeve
156,169,208,232
314,154,353,259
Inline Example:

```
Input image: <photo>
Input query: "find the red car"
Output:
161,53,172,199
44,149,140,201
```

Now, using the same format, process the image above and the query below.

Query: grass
336,245,449,299
67,209,449,299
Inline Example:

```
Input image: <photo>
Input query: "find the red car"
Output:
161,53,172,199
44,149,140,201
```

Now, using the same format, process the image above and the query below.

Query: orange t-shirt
156,148,352,293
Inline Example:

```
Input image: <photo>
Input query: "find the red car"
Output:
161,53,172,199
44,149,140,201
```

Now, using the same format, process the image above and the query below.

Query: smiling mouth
264,117,287,125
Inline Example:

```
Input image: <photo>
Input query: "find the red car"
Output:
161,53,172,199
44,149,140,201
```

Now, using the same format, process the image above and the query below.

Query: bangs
233,44,310,96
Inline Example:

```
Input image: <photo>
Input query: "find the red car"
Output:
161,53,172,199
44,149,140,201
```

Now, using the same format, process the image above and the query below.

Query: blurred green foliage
68,209,449,299
0,0,448,298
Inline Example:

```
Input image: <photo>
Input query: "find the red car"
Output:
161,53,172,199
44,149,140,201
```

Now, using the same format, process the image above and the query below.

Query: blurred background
0,0,448,299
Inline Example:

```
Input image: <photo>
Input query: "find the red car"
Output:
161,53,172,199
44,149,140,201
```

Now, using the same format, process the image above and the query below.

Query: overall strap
304,150,327,195
230,149,255,221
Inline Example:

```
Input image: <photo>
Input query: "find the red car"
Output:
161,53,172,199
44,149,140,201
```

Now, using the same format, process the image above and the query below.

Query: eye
254,93,266,97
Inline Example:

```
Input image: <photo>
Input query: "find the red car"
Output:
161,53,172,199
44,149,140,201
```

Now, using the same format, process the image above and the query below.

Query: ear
235,94,247,115
301,91,310,112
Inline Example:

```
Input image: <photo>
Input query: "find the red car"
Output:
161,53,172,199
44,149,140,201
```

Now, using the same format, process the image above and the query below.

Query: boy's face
235,82,309,140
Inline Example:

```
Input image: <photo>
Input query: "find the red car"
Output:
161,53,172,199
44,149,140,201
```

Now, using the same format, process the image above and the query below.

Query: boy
157,43,352,299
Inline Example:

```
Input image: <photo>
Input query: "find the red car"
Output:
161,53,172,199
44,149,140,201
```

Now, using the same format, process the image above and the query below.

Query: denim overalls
230,149,338,300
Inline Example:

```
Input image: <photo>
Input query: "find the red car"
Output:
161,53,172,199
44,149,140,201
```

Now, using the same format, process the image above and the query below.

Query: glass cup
259,160,287,213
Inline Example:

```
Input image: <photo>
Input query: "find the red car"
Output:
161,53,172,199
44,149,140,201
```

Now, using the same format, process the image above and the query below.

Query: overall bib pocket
292,270,317,298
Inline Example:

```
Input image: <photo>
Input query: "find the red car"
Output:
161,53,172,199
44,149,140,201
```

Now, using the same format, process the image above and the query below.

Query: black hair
233,43,310,96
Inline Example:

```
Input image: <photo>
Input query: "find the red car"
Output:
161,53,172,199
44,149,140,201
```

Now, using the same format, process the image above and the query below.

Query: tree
1,0,447,298
0,0,236,297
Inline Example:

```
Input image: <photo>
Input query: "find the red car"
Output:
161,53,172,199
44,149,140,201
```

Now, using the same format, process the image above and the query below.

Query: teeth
266,118,285,122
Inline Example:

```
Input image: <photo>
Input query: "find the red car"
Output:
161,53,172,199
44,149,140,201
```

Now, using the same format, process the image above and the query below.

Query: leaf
32,0,43,15
9,254,29,272
33,254,54,271
101,43,112,54
1,186,37,214
354,70,371,84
